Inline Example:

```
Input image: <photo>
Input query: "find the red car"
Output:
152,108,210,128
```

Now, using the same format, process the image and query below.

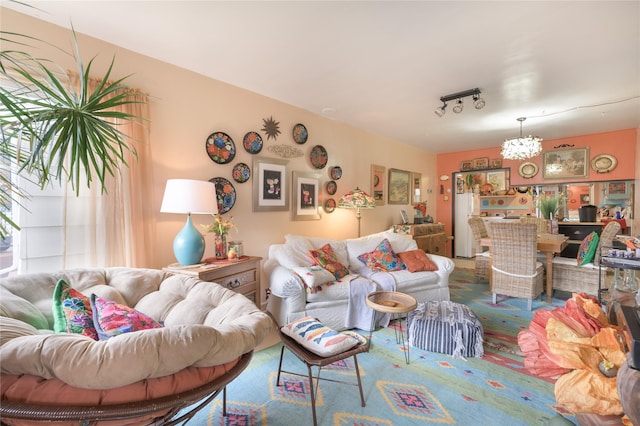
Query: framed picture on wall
460,160,473,171
252,157,289,212
473,157,489,169
490,158,503,168
371,164,386,206
388,168,410,205
542,147,589,179
291,171,320,220
606,181,630,199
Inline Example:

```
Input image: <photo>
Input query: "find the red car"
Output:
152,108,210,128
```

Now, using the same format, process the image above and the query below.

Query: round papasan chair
0,267,273,425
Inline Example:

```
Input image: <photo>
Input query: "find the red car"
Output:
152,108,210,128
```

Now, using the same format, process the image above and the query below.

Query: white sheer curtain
63,75,155,268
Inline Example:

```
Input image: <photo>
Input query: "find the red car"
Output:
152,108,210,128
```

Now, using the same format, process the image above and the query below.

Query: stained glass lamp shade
338,187,376,237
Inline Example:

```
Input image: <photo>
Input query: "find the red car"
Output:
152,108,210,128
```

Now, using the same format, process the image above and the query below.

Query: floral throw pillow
309,243,350,279
357,238,406,272
90,294,162,341
577,231,600,265
52,279,98,340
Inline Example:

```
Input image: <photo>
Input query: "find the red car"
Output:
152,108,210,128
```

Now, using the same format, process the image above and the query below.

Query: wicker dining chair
468,217,490,282
489,222,544,310
551,221,621,297
520,216,549,235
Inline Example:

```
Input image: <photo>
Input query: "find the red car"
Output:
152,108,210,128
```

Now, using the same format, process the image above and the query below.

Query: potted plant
1,19,142,239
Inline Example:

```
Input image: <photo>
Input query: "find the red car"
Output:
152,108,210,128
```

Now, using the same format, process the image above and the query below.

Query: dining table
480,235,569,303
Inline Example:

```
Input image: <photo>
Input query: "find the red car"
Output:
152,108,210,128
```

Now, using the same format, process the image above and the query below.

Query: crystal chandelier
501,117,543,160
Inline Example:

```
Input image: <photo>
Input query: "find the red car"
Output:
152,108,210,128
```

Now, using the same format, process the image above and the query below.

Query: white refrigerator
454,192,479,258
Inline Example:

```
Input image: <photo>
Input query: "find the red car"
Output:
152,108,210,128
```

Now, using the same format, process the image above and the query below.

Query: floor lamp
338,187,376,237
161,179,218,265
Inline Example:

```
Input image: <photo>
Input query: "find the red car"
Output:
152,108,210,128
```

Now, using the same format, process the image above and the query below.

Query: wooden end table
163,256,263,308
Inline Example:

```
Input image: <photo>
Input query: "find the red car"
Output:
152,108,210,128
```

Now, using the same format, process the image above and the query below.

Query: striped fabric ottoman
407,301,484,358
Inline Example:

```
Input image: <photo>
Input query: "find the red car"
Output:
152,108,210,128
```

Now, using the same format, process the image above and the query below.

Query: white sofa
265,230,455,331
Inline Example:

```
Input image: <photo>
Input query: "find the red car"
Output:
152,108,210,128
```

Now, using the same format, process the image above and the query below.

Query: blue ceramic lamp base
173,215,205,265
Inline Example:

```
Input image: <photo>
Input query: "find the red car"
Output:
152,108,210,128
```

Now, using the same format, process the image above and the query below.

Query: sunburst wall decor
261,116,281,140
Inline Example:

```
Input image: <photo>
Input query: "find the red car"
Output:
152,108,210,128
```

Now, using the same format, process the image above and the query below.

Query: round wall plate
518,162,538,179
591,154,617,173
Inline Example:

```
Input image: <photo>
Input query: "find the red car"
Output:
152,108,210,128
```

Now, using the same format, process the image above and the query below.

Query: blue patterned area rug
182,268,576,425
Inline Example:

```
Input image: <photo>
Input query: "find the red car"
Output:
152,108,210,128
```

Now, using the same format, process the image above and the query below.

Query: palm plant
0,24,142,238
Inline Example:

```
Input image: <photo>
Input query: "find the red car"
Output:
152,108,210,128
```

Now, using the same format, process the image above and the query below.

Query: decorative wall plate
232,163,251,183
591,154,617,173
324,198,336,213
292,123,308,144
209,177,236,214
243,131,263,154
310,145,328,169
518,162,538,179
326,180,337,195
206,132,236,164
330,166,342,180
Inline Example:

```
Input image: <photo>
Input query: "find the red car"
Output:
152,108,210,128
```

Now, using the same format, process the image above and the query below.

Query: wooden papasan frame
0,351,253,426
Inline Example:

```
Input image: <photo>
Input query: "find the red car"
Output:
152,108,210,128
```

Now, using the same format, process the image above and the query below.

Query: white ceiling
4,1,640,154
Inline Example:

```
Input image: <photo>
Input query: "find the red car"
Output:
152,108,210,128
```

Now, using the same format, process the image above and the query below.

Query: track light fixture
435,88,484,117
434,102,447,117
452,99,464,113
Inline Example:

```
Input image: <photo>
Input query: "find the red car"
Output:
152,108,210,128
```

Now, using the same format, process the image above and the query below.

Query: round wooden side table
366,291,417,364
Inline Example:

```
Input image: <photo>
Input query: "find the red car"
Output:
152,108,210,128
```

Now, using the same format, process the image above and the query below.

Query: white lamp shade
160,179,218,215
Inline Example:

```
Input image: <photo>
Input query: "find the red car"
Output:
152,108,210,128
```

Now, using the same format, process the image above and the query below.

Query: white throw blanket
345,272,396,331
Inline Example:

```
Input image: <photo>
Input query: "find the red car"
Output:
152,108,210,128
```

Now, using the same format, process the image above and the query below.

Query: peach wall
3,9,438,287
437,128,637,255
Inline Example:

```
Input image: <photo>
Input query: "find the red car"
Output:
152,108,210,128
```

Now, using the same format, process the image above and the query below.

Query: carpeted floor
182,268,576,425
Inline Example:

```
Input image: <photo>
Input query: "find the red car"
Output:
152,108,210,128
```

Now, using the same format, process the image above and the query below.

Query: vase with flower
413,201,427,224
202,214,237,259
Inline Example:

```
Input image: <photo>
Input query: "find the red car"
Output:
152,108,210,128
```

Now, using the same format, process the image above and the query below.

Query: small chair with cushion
272,314,368,426
552,221,621,297
489,222,544,310
468,217,490,282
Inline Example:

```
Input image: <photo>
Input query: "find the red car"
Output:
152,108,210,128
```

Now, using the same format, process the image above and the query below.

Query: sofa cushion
0,316,39,346
90,294,163,340
293,266,336,290
274,234,315,268
310,243,350,279
397,250,439,272
347,230,417,274
577,231,599,265
280,316,359,357
52,279,98,340
357,238,406,272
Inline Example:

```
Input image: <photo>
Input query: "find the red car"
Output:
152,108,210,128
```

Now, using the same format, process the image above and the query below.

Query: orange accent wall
436,128,637,256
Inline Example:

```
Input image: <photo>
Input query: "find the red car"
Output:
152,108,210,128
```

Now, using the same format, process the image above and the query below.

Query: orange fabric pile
517,293,626,417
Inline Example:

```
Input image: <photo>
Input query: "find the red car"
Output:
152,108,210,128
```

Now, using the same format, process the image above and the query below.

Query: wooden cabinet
557,222,604,258
163,256,263,308
392,223,447,256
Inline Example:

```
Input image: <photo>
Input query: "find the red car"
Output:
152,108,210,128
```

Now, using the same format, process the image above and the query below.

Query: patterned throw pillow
397,249,439,272
357,238,406,272
293,266,336,290
280,316,360,357
309,243,350,279
52,279,98,340
577,231,600,265
90,294,162,340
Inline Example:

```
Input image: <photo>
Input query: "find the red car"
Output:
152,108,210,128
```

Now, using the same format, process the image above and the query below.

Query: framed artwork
291,171,320,220
606,181,630,199
252,157,289,212
460,160,473,171
388,168,410,205
473,157,489,169
371,164,386,206
542,147,589,179
486,171,506,192
456,175,465,194
490,158,502,169
400,210,409,224
411,172,421,203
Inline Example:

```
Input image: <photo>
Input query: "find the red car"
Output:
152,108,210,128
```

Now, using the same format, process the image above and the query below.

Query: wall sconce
434,88,485,117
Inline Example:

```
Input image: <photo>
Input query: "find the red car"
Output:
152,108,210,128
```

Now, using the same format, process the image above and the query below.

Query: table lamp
338,187,376,237
161,179,218,265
